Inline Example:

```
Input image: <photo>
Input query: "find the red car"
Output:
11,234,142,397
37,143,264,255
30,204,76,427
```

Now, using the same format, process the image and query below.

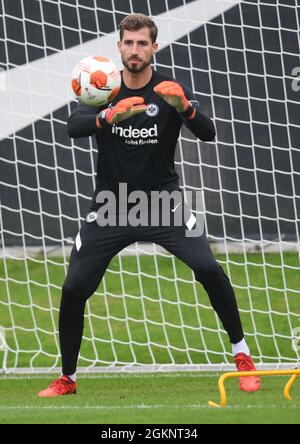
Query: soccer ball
71,55,121,107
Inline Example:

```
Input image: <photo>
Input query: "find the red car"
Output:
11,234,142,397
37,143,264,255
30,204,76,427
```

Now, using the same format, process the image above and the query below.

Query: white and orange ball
71,55,121,107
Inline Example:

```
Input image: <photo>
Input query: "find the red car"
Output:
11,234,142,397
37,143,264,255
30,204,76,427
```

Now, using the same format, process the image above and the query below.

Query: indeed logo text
112,124,158,139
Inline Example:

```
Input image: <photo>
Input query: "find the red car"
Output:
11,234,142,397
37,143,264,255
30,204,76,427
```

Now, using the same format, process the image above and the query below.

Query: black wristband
96,109,109,129
179,103,195,119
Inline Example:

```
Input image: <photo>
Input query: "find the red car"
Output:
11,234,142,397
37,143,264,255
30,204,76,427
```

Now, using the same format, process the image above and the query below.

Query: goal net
1,0,300,373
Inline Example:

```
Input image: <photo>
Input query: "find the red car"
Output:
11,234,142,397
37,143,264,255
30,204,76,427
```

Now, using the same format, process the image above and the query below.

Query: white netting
0,0,300,372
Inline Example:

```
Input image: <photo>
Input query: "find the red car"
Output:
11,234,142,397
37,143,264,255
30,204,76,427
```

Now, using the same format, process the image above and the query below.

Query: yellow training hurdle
208,369,300,407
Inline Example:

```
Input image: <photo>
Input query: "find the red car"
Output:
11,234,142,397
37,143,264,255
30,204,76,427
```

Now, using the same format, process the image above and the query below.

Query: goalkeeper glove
96,97,147,128
154,81,196,118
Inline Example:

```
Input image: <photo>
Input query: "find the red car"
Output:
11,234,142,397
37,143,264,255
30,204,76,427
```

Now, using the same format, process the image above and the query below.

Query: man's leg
148,225,244,344
38,222,133,396
143,208,261,391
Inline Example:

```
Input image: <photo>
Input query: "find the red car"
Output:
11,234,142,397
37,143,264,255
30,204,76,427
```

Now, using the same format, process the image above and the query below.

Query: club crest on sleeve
146,103,159,117
86,211,97,223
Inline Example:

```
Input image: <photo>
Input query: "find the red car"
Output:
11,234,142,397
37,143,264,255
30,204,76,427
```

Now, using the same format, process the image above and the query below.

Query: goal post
0,0,300,373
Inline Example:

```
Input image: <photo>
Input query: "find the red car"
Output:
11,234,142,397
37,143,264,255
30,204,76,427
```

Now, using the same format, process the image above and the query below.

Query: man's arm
67,103,101,139
154,81,216,141
67,97,147,139
179,102,216,142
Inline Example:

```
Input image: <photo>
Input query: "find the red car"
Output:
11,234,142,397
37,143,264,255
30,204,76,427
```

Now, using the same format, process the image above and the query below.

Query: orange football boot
38,375,77,397
234,353,261,392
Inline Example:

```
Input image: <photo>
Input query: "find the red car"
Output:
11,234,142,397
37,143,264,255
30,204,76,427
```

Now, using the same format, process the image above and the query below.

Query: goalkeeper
38,13,261,397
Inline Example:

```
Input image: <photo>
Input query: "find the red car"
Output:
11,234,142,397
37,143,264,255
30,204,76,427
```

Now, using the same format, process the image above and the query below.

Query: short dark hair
118,13,158,43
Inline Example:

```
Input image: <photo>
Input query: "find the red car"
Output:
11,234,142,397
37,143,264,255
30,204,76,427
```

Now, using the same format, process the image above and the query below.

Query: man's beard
122,56,152,73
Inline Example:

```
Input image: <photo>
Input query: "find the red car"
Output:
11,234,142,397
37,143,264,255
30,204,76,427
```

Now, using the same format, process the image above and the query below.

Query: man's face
118,27,158,73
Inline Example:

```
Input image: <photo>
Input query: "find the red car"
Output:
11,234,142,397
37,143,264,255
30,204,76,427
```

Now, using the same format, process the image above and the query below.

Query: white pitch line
0,404,299,410
0,372,294,380
0,373,220,380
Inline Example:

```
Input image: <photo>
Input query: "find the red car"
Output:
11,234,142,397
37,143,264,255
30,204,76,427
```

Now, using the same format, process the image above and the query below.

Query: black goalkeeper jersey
67,69,215,201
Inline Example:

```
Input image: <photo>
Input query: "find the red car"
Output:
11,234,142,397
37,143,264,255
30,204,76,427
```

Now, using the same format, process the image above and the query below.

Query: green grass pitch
0,252,300,423
0,373,300,424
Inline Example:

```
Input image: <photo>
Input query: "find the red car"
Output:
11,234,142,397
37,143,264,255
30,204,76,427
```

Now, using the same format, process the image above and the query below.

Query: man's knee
62,272,100,302
61,281,88,302
194,262,228,284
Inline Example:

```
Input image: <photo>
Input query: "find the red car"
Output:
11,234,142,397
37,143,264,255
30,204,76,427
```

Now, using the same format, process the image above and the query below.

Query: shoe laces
49,376,72,389
235,354,255,371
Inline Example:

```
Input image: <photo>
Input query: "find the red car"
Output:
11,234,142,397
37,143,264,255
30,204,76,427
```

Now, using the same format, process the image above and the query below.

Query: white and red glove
154,81,196,118
96,96,147,128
